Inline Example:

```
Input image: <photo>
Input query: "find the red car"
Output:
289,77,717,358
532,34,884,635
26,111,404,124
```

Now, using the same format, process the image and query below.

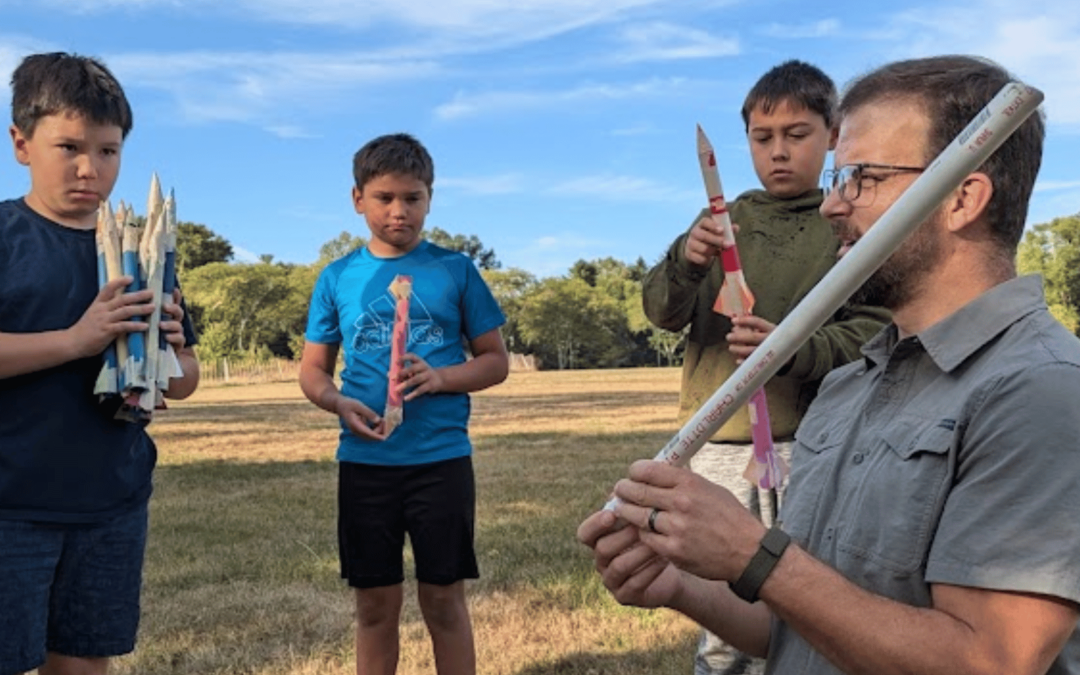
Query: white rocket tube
604,81,1044,510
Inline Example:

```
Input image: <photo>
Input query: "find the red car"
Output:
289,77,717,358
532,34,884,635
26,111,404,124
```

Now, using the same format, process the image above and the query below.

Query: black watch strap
729,526,791,603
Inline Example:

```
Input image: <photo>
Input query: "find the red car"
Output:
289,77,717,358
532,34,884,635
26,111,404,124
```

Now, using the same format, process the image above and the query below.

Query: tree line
1016,213,1080,333
175,212,1080,370
175,224,688,369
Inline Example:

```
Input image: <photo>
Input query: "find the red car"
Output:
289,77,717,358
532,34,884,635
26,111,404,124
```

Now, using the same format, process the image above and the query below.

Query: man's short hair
11,52,133,139
741,60,837,131
839,55,1045,252
352,133,434,193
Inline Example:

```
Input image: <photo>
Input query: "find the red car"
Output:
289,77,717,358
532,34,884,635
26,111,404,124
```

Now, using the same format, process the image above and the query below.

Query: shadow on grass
511,638,697,675
131,414,683,674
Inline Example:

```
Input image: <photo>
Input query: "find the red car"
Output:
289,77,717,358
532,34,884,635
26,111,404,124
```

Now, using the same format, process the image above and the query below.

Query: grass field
112,367,701,675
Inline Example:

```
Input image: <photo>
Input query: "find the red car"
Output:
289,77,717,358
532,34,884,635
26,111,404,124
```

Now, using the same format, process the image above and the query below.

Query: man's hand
611,460,765,583
67,276,155,358
576,508,684,609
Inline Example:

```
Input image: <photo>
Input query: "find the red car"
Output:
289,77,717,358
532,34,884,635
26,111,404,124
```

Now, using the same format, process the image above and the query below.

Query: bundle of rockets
93,173,183,422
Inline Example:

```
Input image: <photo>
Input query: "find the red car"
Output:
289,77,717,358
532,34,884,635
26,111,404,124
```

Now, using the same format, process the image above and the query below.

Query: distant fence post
509,353,537,371
198,357,302,386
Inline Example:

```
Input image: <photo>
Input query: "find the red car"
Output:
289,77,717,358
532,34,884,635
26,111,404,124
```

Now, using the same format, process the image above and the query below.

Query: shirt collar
861,275,1047,372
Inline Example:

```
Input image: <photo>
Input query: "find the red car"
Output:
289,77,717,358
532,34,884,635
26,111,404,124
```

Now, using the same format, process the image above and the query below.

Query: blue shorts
338,456,478,589
0,504,148,674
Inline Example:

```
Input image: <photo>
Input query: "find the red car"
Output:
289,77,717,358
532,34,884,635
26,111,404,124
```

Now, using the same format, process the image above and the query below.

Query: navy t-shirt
0,198,196,523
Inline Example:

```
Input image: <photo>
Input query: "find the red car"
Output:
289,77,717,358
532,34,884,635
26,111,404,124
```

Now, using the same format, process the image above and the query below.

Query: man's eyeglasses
821,163,925,203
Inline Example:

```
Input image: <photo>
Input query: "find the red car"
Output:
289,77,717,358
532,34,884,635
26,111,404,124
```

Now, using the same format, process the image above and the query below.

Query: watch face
731,527,791,603
762,527,791,555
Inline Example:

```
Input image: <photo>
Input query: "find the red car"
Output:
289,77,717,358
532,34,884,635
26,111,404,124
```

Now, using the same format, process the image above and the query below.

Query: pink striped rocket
383,274,413,435
696,124,788,490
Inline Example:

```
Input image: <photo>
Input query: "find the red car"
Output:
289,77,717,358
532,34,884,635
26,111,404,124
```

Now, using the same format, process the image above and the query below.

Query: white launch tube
605,81,1044,510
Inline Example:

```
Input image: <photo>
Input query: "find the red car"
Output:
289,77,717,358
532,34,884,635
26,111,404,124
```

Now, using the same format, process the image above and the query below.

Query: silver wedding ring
647,507,661,533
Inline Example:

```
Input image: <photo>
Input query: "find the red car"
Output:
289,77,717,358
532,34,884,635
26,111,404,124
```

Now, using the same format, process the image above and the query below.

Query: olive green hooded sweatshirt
643,188,891,442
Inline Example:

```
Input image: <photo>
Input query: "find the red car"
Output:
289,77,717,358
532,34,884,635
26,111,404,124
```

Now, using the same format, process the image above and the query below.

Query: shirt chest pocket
782,413,853,547
837,420,955,576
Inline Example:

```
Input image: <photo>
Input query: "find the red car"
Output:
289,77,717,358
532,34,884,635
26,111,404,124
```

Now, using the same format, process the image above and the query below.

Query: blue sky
2,0,1078,277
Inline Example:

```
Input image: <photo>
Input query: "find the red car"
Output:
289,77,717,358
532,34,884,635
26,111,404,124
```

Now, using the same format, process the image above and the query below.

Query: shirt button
818,432,828,443
852,453,864,464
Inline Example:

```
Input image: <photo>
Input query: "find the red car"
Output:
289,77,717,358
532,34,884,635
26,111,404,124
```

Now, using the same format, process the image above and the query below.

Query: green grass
112,368,699,674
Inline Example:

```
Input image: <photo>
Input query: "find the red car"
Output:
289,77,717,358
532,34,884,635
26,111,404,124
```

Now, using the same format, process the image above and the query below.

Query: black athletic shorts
338,456,478,589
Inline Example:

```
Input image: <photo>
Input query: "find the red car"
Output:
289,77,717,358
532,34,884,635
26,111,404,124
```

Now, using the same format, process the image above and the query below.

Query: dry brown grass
114,368,700,675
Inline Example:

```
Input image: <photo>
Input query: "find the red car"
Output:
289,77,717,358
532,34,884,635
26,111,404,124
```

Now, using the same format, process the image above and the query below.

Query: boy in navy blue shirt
300,133,508,675
0,52,200,675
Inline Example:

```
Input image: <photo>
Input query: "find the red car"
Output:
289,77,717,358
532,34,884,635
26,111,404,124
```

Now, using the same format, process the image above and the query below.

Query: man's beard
849,210,944,310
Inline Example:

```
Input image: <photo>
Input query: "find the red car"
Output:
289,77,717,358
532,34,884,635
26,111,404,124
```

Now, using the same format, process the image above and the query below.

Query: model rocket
384,275,413,436
605,82,1043,512
93,201,121,396
696,124,787,490
157,188,183,394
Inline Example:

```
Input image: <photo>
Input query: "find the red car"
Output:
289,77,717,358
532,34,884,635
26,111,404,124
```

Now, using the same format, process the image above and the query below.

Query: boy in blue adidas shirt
300,133,508,675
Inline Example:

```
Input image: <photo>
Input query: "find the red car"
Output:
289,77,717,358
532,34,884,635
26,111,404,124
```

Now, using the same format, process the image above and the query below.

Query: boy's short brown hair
352,133,434,193
741,60,836,131
10,52,133,139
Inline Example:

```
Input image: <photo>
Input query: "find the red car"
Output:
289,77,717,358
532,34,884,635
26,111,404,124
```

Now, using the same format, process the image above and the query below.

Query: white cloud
546,173,696,203
280,206,348,224
231,244,261,263
502,233,613,278
264,125,319,139
1027,188,1080,224
107,50,442,125
434,77,692,121
530,232,608,254
612,22,740,63
759,19,840,39
438,174,526,195
1035,179,1080,193
33,0,670,49
881,0,1080,127
0,34,60,101
611,123,656,136
1029,178,1080,224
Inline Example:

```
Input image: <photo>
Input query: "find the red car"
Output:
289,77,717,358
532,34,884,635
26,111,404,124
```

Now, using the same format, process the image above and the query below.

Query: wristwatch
729,526,791,603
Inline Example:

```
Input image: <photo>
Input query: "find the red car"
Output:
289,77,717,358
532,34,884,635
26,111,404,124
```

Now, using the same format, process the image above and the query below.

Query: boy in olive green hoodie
641,60,889,675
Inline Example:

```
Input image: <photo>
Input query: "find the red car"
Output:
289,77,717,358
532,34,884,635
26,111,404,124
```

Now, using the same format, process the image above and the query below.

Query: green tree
277,264,321,358
627,256,649,283
176,222,233,274
517,277,624,369
647,325,688,366
570,256,657,366
318,230,367,266
181,262,301,359
1017,214,1080,333
426,227,500,270
570,259,599,287
482,267,537,354
570,256,647,287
